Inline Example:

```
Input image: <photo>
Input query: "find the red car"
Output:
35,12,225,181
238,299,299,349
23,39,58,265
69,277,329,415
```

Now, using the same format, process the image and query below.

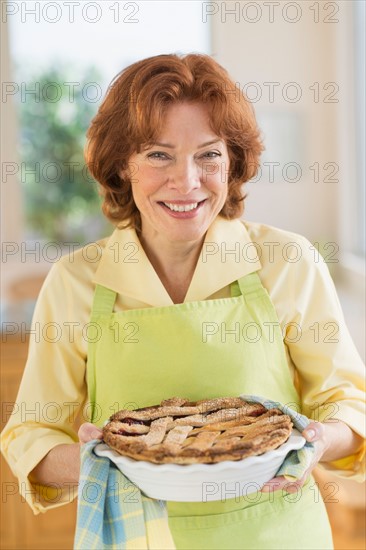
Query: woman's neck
138,231,204,303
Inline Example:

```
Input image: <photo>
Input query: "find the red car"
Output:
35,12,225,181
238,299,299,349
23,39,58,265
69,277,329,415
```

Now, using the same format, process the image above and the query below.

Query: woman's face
125,102,230,246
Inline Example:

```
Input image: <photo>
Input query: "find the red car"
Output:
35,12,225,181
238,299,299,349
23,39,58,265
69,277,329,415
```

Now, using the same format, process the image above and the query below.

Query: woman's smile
158,198,207,217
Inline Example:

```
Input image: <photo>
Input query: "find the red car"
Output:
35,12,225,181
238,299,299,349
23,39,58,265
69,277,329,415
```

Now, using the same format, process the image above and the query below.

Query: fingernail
261,482,278,492
285,485,299,494
304,429,316,440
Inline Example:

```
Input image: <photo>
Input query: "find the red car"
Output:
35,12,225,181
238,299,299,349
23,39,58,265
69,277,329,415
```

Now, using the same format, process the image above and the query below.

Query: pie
102,396,293,464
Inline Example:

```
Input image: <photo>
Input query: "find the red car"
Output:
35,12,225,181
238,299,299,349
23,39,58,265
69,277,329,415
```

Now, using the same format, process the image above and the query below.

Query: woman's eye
147,152,170,160
202,151,221,159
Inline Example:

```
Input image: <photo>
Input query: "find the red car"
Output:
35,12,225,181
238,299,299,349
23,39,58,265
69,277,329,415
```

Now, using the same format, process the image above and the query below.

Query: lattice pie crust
103,397,292,464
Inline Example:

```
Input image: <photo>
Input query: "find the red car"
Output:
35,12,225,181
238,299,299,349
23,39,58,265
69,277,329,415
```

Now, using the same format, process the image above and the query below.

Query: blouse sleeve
282,235,365,481
0,260,89,514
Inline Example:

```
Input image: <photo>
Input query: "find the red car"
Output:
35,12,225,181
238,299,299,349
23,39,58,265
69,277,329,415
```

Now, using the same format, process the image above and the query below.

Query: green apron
87,272,333,549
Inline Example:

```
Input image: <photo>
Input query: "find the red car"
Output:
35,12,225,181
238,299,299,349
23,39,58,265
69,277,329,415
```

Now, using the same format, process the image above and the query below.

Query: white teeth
163,202,198,212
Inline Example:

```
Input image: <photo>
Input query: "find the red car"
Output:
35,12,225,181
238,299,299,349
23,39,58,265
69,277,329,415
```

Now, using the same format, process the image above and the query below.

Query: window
2,1,210,326
6,0,210,243
353,0,365,256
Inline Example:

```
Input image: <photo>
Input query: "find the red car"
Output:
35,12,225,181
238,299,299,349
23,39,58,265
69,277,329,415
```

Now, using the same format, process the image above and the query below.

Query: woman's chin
164,227,206,244
140,207,214,246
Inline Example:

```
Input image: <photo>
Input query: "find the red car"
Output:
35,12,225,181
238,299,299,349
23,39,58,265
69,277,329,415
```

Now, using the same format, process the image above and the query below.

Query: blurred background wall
1,1,365,549
210,0,365,358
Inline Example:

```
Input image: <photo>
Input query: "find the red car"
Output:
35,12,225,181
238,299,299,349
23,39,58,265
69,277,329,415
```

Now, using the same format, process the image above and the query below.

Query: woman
1,53,365,549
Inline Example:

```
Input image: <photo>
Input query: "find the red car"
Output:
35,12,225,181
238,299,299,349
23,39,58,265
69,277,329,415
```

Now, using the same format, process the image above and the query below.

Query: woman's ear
121,163,140,185
119,167,128,181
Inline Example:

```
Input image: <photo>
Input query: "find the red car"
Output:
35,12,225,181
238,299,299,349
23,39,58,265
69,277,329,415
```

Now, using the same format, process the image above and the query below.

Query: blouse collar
93,216,262,306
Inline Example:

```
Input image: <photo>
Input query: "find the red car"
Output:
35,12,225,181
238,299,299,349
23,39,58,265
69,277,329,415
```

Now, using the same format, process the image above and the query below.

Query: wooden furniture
1,337,77,550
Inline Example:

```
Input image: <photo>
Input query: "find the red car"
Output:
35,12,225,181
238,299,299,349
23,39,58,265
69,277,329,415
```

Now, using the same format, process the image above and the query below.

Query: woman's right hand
78,422,103,445
30,424,103,486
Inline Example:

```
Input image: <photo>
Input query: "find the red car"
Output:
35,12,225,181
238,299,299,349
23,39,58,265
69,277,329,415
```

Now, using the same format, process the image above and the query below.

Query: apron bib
86,272,333,549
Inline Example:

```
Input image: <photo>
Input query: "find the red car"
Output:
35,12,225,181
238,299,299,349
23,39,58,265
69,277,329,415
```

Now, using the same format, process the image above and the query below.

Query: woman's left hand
261,419,363,494
260,421,331,494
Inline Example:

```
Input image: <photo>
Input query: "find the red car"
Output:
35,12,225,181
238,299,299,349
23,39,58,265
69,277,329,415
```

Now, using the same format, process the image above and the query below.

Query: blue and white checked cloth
74,440,175,550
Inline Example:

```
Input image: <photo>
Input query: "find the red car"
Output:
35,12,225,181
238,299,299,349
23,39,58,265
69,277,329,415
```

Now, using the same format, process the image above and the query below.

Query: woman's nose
167,159,201,193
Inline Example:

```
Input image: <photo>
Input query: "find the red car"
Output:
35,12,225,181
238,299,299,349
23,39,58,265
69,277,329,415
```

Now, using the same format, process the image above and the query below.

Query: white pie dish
94,429,305,502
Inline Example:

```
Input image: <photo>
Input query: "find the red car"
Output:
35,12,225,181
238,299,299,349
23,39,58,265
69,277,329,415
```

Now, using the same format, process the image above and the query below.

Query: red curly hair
85,53,264,228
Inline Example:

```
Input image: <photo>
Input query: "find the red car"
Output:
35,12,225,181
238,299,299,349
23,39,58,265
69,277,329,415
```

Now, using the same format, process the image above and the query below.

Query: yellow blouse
1,216,365,513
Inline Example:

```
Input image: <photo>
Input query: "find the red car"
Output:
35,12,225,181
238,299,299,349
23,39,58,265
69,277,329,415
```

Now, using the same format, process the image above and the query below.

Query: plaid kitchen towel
74,440,176,550
239,395,315,480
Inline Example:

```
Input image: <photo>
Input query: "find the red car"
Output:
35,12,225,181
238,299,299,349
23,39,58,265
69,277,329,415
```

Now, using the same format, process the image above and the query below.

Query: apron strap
236,271,263,297
230,280,241,297
90,284,116,317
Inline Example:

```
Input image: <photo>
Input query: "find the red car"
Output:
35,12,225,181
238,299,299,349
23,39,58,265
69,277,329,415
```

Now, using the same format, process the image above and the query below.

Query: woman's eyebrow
151,139,223,149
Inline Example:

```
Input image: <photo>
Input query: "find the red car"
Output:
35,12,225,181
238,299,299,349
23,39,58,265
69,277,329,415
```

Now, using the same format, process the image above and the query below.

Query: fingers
261,476,303,494
302,421,325,443
78,422,103,445
261,423,328,495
